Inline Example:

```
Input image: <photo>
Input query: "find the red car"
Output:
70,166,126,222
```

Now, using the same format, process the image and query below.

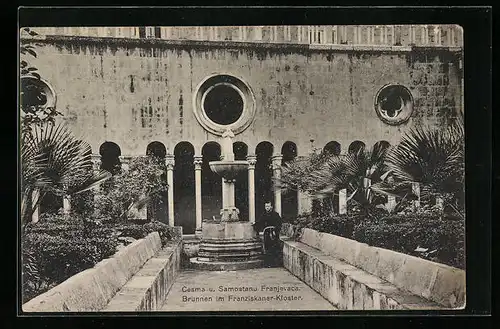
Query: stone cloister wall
23,34,463,231
25,35,463,158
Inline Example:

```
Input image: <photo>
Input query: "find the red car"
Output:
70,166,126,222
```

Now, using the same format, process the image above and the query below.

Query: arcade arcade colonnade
88,150,290,234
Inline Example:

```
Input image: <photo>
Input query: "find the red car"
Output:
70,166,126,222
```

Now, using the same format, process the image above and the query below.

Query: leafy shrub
22,229,119,303
293,212,465,269
291,213,365,238
352,214,465,269
108,220,175,246
21,211,176,303
93,156,168,221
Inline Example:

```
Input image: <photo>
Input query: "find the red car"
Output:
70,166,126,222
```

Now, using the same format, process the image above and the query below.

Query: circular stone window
20,76,56,113
374,84,413,125
193,74,255,136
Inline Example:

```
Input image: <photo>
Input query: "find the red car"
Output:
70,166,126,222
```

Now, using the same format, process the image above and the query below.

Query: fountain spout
221,128,235,161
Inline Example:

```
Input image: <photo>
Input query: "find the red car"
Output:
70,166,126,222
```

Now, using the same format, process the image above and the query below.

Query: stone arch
281,141,298,161
146,141,167,159
99,141,122,175
233,142,249,220
201,142,223,221
281,141,298,221
373,140,391,154
255,141,274,218
348,140,366,154
146,141,167,223
174,142,195,233
323,141,341,156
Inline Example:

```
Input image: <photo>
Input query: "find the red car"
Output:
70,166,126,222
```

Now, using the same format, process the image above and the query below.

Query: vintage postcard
20,24,466,313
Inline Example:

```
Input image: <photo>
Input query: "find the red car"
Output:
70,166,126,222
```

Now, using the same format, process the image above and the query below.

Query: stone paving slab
160,268,336,312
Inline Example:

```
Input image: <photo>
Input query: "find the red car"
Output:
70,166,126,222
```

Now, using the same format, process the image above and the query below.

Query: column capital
246,155,257,168
119,155,135,163
194,156,203,169
165,154,175,170
271,155,283,170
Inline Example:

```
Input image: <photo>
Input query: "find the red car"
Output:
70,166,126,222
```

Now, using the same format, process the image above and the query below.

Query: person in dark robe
253,201,283,267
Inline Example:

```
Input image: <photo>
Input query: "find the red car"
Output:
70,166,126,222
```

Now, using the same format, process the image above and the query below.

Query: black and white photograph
19,22,468,313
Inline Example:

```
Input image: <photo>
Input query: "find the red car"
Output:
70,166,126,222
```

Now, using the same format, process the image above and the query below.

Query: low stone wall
23,232,163,312
282,226,466,310
181,236,200,268
103,239,182,311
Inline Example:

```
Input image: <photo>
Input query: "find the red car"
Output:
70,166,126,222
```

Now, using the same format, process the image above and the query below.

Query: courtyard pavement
160,267,336,312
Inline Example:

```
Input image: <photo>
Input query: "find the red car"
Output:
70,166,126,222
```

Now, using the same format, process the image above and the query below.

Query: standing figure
253,200,283,267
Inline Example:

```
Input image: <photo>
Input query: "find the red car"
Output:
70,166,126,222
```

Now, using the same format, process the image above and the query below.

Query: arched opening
281,141,298,222
99,141,121,175
174,142,195,233
202,142,223,221
373,140,391,155
255,142,274,222
348,140,366,154
146,141,167,223
146,141,167,158
39,193,63,215
323,141,341,156
233,142,249,220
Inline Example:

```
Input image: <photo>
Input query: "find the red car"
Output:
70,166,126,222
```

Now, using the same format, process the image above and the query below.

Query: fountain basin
201,221,257,240
209,160,248,179
190,222,264,271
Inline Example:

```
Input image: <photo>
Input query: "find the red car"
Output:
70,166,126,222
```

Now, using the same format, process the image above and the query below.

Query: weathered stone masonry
23,32,463,231
26,36,462,156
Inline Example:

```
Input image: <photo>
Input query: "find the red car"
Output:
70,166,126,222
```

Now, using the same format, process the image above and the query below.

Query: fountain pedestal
190,222,263,270
190,128,264,271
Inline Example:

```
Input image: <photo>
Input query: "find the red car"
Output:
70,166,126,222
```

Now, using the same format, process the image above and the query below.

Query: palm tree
381,115,464,215
21,123,111,226
279,145,390,217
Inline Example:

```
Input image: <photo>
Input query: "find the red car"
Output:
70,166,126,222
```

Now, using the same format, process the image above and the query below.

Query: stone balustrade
22,232,182,312
280,225,465,310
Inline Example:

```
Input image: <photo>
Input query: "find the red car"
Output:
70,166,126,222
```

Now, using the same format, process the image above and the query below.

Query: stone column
63,195,71,215
194,156,203,234
339,188,347,214
31,190,40,223
119,156,130,171
166,154,175,226
247,155,257,223
298,190,312,215
91,155,102,203
412,182,421,209
386,195,397,212
271,155,283,216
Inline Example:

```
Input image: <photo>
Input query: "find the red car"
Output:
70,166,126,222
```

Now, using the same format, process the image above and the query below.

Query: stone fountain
190,128,264,271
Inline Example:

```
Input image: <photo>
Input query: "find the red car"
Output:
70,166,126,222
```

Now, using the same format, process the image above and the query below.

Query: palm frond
384,119,464,197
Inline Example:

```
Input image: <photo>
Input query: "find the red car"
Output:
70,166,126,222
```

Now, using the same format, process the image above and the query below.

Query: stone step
189,258,265,271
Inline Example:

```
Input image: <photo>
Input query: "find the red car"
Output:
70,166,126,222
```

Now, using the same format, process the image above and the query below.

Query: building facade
21,25,464,234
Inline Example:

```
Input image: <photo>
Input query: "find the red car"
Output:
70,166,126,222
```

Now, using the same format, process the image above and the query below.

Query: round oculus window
374,84,413,125
193,74,256,136
20,76,56,113
202,83,244,125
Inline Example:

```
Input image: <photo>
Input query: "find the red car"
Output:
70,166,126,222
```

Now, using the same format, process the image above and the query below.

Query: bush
352,214,465,269
22,229,118,303
291,213,365,238
294,212,465,270
108,220,175,246
21,212,176,303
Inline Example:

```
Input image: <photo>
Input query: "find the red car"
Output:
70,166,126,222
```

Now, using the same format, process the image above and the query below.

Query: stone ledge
22,35,463,54
103,240,182,311
282,240,443,310
22,232,162,312
296,227,465,309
